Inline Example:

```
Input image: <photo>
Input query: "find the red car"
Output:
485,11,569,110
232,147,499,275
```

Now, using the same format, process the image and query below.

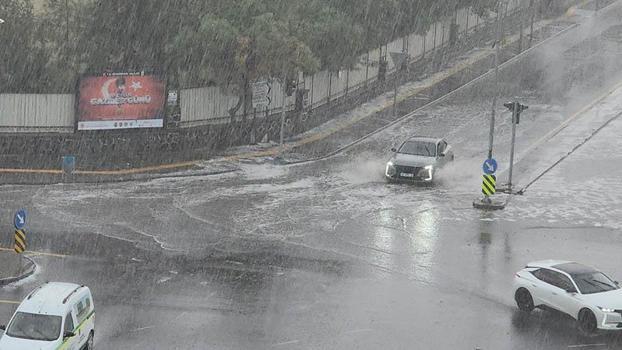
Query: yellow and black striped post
482,174,496,197
14,229,26,254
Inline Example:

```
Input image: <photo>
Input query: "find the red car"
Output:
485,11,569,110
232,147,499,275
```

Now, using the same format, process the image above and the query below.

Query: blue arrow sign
482,158,498,175
14,209,27,230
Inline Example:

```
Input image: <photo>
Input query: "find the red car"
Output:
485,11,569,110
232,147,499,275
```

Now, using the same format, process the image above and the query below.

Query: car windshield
398,141,437,157
572,272,618,294
6,312,62,342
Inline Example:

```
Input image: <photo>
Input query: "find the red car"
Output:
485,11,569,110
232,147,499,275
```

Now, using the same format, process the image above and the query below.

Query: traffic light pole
508,103,519,192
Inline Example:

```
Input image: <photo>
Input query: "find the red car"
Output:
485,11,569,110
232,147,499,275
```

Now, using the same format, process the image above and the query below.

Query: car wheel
515,288,534,313
85,331,94,350
578,309,597,336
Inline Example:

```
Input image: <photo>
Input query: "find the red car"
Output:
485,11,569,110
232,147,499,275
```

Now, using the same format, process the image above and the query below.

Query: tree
0,0,38,92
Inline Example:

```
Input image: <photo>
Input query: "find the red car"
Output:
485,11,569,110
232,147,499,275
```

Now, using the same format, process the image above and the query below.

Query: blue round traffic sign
482,158,498,175
14,209,27,230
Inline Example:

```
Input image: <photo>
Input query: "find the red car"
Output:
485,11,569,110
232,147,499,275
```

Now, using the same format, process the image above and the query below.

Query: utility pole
65,0,70,43
389,50,409,119
279,65,287,156
393,71,398,118
518,0,527,53
488,2,503,160
529,0,535,48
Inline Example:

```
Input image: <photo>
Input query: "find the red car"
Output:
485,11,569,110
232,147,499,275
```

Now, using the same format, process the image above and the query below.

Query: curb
0,255,37,287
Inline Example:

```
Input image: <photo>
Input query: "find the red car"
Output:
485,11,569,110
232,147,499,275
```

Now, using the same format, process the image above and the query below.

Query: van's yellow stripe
55,310,95,350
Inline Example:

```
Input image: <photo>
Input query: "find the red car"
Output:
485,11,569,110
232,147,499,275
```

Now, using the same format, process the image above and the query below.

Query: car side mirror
615,281,620,286
0,325,5,331
566,288,577,294
390,148,397,152
64,331,75,339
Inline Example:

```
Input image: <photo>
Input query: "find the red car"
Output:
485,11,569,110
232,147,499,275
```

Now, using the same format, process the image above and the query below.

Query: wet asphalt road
2,3,622,350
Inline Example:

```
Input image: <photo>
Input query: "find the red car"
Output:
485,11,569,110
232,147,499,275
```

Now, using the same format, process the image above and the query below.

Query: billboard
77,72,166,130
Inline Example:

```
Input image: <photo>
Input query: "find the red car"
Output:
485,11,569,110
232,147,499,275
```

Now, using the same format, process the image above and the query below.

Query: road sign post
13,209,28,273
14,209,27,230
482,174,497,197
474,159,505,210
62,155,76,181
14,229,26,254
482,158,498,175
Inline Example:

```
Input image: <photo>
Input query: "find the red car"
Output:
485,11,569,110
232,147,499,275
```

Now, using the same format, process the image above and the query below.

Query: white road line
272,339,300,347
567,344,607,348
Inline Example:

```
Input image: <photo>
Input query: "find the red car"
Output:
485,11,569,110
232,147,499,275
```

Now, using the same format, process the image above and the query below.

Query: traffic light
503,101,528,124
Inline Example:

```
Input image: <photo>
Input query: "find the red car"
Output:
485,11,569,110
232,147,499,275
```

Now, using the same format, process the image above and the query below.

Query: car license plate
400,173,414,178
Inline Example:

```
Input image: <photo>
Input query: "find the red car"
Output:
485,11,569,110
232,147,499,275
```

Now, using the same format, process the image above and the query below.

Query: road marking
343,328,373,334
128,326,156,333
567,344,607,348
0,247,68,258
0,299,21,305
272,340,300,347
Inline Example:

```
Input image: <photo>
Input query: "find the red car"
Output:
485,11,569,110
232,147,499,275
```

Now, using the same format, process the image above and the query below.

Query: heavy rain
1,0,622,349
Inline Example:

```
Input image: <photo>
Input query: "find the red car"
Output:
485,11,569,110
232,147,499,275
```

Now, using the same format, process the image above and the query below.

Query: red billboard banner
77,72,166,130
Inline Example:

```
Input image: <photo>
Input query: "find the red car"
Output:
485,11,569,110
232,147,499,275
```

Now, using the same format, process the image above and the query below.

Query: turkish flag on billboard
77,73,166,130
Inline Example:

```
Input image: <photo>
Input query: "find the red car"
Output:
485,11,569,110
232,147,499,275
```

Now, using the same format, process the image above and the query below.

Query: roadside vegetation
4,0,571,101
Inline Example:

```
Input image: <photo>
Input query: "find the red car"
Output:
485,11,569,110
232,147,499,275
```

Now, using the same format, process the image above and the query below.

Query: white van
0,282,95,350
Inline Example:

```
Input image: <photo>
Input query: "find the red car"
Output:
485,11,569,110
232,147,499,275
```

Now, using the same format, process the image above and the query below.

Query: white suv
0,282,95,350
514,260,622,335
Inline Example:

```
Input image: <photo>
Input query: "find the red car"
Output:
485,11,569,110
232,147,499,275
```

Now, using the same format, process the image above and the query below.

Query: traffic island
473,197,506,210
0,250,37,286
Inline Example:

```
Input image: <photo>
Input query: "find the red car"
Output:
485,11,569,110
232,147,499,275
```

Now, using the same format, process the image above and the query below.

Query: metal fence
179,2,524,127
0,94,74,133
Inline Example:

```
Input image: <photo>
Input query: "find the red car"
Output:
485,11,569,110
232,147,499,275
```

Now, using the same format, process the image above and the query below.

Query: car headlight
424,165,433,181
386,162,396,176
598,306,615,313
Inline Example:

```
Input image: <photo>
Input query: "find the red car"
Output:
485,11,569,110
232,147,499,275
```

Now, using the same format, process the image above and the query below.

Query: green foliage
1,0,506,93
0,0,38,92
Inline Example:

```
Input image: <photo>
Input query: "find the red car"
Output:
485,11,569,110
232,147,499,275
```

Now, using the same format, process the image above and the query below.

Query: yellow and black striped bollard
482,174,497,197
14,229,26,254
